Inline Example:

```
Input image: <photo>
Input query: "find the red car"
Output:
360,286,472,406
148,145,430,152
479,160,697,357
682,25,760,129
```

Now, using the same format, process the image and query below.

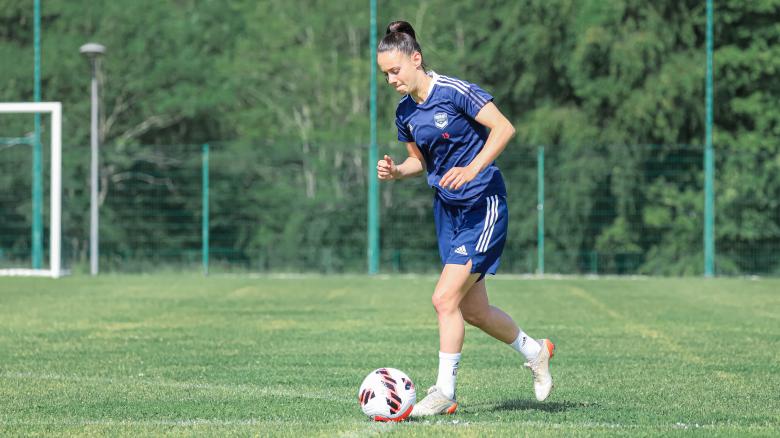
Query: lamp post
80,42,105,276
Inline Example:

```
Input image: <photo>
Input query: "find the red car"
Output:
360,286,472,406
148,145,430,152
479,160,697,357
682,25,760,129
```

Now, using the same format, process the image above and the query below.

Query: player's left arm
439,102,515,190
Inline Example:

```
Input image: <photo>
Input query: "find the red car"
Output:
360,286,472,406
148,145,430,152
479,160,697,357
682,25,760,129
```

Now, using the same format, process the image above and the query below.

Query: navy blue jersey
395,72,506,206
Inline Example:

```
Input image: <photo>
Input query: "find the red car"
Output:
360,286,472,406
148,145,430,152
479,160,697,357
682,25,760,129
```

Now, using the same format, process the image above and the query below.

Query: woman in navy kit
376,21,555,416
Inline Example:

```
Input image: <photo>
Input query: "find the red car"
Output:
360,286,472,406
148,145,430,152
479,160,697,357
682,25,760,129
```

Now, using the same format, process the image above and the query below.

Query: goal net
0,102,62,278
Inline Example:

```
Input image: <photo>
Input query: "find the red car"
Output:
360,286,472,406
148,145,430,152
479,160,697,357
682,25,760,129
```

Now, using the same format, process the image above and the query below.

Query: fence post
537,146,545,275
202,143,209,276
32,0,42,269
704,0,715,277
367,0,380,275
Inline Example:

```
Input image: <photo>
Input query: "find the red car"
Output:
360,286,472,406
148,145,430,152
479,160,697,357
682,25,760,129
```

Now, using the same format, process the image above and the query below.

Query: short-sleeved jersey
395,72,506,206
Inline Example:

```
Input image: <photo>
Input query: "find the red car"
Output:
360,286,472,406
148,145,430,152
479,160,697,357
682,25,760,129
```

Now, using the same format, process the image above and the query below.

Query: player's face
377,50,420,95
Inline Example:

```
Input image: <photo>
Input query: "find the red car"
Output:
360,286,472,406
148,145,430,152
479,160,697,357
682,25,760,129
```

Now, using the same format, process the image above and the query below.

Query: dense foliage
0,0,778,274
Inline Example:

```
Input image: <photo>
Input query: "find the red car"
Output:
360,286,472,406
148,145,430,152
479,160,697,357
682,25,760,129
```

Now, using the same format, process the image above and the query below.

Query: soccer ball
357,368,416,421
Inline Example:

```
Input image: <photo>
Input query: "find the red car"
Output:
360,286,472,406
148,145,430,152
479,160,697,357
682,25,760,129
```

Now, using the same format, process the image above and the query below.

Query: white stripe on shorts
476,196,493,252
482,198,499,253
476,196,498,253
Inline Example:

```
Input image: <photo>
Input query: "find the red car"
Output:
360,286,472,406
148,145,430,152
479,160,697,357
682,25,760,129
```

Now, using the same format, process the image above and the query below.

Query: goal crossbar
0,102,62,278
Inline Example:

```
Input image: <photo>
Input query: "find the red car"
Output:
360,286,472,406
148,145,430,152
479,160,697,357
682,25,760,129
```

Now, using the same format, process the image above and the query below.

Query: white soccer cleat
410,386,458,417
524,338,555,401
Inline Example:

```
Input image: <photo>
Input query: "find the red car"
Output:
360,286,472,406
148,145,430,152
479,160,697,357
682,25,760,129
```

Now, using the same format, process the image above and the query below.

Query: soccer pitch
1,275,778,436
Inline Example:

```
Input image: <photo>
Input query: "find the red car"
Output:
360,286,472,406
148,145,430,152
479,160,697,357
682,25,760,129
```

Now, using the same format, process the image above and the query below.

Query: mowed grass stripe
1,371,351,402
2,419,778,435
567,285,706,365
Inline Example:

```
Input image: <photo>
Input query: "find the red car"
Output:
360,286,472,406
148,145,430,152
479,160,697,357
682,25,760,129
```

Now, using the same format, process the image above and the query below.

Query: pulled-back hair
378,20,426,71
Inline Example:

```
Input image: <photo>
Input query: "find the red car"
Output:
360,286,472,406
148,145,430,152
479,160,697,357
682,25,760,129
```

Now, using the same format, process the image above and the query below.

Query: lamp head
79,43,106,58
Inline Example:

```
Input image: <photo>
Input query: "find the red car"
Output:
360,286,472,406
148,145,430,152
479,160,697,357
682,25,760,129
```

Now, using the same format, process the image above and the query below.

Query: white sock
435,351,460,400
510,330,541,362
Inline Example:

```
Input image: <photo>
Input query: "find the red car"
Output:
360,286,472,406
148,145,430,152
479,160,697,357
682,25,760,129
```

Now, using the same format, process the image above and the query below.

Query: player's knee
431,290,459,315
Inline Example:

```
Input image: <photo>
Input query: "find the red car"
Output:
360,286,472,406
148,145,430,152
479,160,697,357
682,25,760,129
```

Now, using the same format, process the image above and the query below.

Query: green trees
713,0,780,273
0,0,777,274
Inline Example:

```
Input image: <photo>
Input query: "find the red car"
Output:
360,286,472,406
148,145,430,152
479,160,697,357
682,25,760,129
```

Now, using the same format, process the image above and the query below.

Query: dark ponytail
378,20,426,71
386,20,416,40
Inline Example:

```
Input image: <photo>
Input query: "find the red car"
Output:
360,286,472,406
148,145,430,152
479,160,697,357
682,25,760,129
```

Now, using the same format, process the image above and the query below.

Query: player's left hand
439,165,479,191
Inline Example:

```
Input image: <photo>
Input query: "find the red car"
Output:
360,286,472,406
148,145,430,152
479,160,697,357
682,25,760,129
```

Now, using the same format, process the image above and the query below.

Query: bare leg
457,278,556,403
459,279,519,344
432,261,482,353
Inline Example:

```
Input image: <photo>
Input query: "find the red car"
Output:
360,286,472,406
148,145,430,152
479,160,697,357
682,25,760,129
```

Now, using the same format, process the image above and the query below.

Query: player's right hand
377,155,399,180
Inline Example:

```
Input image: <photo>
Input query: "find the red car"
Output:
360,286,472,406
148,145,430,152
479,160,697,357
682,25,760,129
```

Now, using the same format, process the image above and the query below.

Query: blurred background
0,0,778,275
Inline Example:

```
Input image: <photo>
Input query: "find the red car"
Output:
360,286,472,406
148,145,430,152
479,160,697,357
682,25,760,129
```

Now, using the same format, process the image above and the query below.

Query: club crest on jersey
434,112,449,129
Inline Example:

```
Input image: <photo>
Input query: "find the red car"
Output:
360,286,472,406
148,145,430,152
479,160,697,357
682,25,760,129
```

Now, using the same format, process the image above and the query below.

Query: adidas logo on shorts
454,245,468,256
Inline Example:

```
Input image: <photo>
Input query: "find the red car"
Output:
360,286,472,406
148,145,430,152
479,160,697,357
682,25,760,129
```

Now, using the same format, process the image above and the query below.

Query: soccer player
376,21,555,416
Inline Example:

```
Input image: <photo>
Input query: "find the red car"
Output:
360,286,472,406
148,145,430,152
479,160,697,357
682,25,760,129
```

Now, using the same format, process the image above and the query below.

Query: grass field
1,275,778,436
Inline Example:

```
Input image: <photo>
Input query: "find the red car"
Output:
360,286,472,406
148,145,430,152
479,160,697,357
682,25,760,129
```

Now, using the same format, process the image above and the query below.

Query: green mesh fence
1,140,778,275
98,144,203,272
0,139,35,268
541,144,705,275
0,112,52,271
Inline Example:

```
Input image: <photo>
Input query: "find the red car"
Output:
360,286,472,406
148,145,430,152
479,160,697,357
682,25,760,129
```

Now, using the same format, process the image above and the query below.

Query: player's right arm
377,142,424,180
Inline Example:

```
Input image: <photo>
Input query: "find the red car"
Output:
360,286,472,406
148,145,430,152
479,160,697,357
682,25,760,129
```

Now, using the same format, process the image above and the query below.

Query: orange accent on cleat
411,386,458,417
545,339,555,358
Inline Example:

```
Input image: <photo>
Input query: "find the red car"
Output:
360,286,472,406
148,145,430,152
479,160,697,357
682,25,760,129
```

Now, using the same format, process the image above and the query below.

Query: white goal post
0,102,62,278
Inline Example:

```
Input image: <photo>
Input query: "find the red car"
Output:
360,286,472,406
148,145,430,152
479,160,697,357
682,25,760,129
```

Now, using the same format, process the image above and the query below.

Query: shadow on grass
463,399,597,414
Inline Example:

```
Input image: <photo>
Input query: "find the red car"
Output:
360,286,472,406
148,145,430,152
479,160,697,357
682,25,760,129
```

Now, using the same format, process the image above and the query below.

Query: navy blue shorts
433,194,508,280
